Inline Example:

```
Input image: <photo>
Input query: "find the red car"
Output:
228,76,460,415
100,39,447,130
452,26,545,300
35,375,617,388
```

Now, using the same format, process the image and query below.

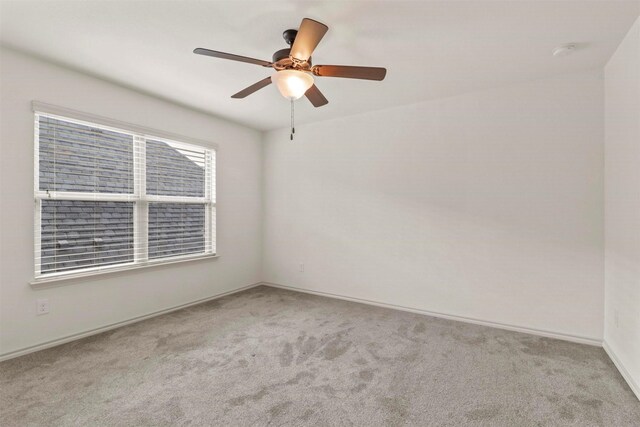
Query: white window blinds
34,111,216,279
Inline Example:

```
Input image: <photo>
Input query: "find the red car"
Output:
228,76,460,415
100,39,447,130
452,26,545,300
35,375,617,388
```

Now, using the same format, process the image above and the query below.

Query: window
34,110,216,280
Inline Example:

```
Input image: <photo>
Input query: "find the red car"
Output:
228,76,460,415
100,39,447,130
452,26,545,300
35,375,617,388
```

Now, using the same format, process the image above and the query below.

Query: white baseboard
603,340,640,401
5,280,635,402
262,282,602,347
0,282,262,362
0,280,607,367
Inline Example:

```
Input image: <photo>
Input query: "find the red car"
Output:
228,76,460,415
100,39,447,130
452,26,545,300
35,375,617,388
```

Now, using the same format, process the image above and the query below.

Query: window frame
32,102,217,284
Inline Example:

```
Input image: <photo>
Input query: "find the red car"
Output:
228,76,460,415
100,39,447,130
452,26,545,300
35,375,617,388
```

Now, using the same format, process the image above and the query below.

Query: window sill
30,254,219,289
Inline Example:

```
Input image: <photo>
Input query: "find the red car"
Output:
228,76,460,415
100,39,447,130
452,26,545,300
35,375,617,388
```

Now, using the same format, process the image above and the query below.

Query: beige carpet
1,285,638,426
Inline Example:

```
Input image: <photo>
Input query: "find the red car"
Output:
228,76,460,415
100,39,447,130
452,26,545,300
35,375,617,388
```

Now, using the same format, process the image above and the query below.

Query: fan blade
290,18,328,62
231,77,272,99
193,48,272,67
312,65,387,81
305,84,328,107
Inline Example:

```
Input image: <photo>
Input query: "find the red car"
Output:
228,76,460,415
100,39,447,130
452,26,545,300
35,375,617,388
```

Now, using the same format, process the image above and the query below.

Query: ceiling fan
193,18,387,108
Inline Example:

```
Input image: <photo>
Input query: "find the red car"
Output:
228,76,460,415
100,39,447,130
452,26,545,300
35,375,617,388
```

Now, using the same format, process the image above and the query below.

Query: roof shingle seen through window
39,116,134,194
146,139,206,197
40,200,134,274
36,114,213,276
148,203,205,259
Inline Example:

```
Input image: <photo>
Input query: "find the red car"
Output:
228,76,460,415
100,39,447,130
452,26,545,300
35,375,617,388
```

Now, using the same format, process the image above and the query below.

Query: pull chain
290,99,295,141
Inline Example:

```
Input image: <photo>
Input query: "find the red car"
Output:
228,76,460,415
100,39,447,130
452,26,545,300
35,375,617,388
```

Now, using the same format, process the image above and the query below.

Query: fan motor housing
272,48,312,70
272,48,291,63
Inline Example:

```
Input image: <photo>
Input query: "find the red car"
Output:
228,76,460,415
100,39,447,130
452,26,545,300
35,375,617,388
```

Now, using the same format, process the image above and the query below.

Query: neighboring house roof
38,116,205,273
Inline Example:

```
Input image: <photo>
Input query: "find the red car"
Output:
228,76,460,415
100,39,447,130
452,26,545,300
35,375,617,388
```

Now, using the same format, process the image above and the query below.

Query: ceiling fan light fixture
194,17,385,110
271,70,314,100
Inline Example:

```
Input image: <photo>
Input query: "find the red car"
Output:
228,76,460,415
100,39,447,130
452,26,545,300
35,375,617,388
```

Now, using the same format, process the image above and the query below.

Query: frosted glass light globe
271,70,314,100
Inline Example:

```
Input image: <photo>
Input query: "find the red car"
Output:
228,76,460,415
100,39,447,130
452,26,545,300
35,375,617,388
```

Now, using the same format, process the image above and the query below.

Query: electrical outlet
37,298,50,315
299,263,304,273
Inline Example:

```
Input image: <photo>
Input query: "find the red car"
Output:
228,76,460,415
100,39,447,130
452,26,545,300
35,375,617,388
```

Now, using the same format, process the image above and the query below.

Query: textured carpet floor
1,285,638,426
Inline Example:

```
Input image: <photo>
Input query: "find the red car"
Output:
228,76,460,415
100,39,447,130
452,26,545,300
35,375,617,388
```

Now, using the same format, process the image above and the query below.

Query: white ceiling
1,1,638,130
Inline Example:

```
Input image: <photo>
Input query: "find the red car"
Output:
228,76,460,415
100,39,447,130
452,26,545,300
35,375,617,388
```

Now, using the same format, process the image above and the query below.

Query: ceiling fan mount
282,29,298,46
193,18,387,107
